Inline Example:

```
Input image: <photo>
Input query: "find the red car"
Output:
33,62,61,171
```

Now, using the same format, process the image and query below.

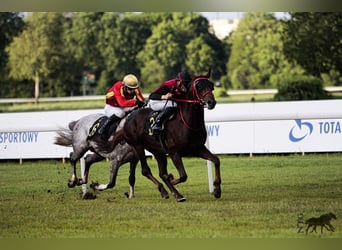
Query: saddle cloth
87,116,120,139
88,116,106,138
146,111,159,136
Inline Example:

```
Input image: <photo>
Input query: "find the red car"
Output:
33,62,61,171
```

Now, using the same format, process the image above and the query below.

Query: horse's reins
172,77,211,130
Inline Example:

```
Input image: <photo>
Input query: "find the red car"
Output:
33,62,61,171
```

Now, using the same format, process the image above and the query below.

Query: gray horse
54,113,139,198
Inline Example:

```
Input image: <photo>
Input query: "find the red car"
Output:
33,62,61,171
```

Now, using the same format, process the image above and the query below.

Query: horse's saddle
87,116,119,139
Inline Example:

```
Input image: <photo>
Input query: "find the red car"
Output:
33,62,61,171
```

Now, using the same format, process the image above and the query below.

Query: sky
201,12,245,20
201,12,289,20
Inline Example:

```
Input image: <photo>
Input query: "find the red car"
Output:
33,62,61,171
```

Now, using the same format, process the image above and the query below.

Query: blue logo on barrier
289,119,313,142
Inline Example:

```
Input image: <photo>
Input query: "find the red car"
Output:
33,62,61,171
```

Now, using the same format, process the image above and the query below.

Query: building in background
202,12,289,40
208,18,240,39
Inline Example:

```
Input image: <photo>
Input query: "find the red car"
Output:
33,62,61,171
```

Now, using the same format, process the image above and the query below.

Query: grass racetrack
0,153,341,238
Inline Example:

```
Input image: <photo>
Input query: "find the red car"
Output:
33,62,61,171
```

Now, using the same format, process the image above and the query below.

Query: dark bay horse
103,70,221,202
54,113,139,198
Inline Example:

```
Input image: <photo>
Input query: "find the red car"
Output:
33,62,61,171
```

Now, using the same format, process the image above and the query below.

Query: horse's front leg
155,153,186,202
212,154,221,199
197,146,221,199
328,223,335,232
127,159,138,198
168,153,188,186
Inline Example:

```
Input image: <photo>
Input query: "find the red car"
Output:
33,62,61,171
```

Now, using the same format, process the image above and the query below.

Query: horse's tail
54,128,73,146
68,120,77,130
54,120,78,146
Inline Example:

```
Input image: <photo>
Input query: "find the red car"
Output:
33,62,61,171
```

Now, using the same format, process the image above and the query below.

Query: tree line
1,12,341,103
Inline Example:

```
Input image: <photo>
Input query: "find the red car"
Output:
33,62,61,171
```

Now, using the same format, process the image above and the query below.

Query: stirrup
152,124,163,132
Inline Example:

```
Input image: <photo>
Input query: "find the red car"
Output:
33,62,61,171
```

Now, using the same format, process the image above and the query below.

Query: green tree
283,12,342,79
63,12,105,95
6,12,65,103
138,12,226,89
140,60,167,92
64,12,104,70
137,18,184,88
227,12,303,89
186,35,218,74
274,75,330,101
0,12,24,69
98,13,152,92
0,12,25,98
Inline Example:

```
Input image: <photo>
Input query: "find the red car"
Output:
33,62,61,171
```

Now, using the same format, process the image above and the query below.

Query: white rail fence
1,100,342,160
1,86,341,104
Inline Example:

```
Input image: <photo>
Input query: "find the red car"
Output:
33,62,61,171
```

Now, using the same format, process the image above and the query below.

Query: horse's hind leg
68,145,89,187
83,153,104,184
68,151,82,188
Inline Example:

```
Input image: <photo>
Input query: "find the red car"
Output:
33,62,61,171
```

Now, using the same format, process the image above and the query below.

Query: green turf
0,154,341,238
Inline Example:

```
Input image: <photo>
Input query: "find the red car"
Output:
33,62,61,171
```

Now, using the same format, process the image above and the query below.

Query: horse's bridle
172,77,213,130
172,77,211,105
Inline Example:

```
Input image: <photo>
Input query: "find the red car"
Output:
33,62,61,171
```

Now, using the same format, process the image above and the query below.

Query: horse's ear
206,68,211,78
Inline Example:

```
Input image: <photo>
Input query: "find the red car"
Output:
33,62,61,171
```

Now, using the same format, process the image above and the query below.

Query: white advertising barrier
1,100,342,159
204,100,342,154
0,109,102,159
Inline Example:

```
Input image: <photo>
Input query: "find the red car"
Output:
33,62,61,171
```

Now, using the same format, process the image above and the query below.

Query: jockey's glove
137,100,145,108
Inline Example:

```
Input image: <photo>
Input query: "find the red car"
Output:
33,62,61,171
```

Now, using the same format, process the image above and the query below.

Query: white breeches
147,99,177,111
103,104,135,118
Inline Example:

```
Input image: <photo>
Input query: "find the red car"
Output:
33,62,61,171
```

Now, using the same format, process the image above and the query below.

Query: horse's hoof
214,193,221,198
177,197,186,202
77,178,86,186
67,181,76,188
158,185,169,199
167,174,174,181
82,192,97,200
90,181,99,190
161,193,170,199
213,187,221,198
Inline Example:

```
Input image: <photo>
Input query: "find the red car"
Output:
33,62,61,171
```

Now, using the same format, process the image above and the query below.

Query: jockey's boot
151,107,176,134
97,114,120,139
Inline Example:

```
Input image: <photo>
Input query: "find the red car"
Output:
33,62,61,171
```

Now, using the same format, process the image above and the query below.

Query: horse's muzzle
204,99,216,110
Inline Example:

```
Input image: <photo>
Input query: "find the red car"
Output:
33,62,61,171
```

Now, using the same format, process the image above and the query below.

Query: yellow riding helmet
123,74,139,89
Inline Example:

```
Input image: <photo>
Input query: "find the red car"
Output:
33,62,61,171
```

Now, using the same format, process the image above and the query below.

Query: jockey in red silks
147,71,192,133
98,74,145,139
